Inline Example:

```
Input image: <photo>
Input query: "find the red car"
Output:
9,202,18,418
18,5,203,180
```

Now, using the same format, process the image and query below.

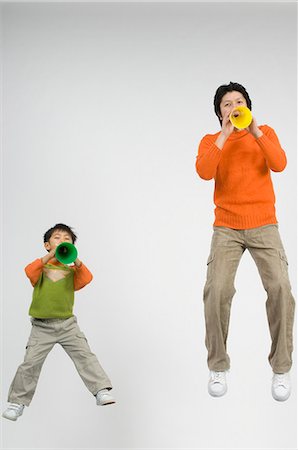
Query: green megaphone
55,242,78,264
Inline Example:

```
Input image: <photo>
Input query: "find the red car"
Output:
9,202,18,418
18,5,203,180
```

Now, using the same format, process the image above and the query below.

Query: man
196,81,295,401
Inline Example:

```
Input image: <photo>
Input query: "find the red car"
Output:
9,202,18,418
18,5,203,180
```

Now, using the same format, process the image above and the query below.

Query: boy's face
219,91,247,120
44,229,73,253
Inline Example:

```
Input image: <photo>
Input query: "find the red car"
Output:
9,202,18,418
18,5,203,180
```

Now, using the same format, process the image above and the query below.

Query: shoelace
273,374,288,388
97,389,108,396
212,372,225,383
8,403,23,412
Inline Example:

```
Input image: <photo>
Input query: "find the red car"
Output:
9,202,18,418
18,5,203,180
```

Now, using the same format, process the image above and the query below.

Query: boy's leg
203,227,245,371
8,320,56,406
248,225,295,373
59,317,112,395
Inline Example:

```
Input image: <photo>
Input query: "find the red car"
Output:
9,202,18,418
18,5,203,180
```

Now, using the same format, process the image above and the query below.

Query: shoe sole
97,400,116,406
2,413,18,421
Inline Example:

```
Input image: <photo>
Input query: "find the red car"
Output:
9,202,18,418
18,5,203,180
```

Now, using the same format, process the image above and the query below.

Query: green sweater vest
29,264,75,319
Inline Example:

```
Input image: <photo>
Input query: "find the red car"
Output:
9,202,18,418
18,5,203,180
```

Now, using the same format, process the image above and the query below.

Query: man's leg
203,227,245,371
248,225,295,373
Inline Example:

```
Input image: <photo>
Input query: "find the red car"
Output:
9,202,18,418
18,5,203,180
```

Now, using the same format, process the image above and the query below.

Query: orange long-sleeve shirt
25,259,93,290
196,125,287,229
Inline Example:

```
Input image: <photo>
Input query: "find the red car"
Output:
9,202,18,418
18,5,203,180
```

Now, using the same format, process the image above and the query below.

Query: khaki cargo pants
8,316,112,406
203,224,295,373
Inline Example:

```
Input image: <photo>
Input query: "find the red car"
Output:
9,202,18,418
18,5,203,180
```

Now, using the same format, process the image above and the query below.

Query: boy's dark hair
213,81,252,125
43,223,77,244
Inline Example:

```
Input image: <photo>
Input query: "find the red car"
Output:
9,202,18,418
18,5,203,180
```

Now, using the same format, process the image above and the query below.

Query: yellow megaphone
229,106,252,129
55,242,78,264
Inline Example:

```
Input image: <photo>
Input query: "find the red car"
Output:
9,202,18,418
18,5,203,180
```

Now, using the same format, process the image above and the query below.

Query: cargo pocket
75,332,91,356
207,253,215,265
76,332,88,342
279,249,289,279
24,337,38,361
25,338,37,350
206,252,215,280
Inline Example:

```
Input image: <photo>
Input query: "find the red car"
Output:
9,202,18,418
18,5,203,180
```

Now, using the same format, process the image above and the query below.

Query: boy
196,82,295,401
3,223,115,421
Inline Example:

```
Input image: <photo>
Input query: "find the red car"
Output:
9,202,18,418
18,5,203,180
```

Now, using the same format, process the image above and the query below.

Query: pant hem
272,367,292,374
8,397,30,407
91,384,113,396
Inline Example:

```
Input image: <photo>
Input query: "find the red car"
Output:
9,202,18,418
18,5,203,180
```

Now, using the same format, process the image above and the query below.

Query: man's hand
221,111,235,138
246,116,263,139
215,111,235,149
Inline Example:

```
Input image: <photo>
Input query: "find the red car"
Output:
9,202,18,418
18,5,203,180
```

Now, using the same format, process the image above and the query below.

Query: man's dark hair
213,81,252,125
43,223,77,244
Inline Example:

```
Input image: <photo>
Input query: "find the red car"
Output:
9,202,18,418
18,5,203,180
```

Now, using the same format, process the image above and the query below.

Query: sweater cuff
208,143,222,161
255,133,270,148
35,258,44,268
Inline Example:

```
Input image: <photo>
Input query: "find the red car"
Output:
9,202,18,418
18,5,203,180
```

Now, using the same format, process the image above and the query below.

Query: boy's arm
25,259,44,286
196,134,222,180
25,250,57,286
73,259,93,291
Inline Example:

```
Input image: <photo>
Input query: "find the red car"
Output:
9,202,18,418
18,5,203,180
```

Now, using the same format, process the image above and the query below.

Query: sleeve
24,259,44,286
195,134,222,180
73,262,93,291
256,126,287,172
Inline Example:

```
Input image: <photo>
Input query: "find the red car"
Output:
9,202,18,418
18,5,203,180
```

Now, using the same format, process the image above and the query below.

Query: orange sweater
196,125,287,229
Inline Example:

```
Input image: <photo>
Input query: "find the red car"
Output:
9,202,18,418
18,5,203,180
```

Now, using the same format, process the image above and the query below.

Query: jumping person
3,223,115,421
196,82,295,401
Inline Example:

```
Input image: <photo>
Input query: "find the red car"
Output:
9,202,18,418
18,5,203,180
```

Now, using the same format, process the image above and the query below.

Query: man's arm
196,136,222,180
196,111,233,180
254,125,287,172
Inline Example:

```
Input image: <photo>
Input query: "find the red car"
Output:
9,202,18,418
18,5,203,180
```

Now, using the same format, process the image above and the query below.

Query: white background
1,2,297,449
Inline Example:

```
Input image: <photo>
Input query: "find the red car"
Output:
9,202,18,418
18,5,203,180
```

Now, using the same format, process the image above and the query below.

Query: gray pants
8,316,112,406
203,224,295,373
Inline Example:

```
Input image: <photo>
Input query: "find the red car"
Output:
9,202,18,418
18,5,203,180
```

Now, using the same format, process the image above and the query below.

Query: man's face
219,91,247,120
44,229,73,253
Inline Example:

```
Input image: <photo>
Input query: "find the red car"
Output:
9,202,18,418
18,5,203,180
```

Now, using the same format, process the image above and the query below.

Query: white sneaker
2,403,25,421
208,371,227,397
272,372,291,402
96,389,116,406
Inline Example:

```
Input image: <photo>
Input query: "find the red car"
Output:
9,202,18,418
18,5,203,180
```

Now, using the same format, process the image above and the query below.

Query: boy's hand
41,248,57,265
74,258,82,268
